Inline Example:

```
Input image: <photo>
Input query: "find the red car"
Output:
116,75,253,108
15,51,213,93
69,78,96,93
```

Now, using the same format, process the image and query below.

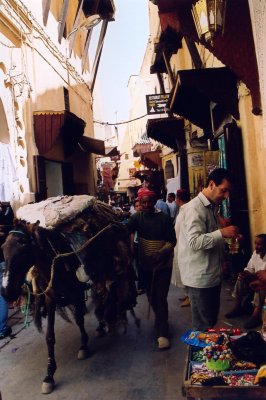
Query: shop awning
132,143,152,157
78,137,120,157
105,146,119,157
78,136,106,155
169,67,239,131
132,132,152,157
141,150,162,169
150,26,182,75
156,0,261,114
146,117,185,151
33,110,85,157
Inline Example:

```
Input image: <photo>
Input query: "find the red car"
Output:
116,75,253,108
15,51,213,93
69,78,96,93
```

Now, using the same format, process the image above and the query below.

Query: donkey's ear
28,220,40,234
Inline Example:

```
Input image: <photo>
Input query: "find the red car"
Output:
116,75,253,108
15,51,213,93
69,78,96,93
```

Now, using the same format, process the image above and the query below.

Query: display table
182,345,266,400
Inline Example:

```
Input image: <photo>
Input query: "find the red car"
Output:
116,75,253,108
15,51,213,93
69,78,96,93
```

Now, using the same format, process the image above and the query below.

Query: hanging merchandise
0,142,18,201
188,150,219,198
218,134,230,219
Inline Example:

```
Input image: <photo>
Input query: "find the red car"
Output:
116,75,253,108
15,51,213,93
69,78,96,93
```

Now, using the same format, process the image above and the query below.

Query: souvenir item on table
190,347,205,362
231,360,257,370
203,344,232,371
181,330,226,348
223,372,256,386
207,327,242,336
190,362,216,385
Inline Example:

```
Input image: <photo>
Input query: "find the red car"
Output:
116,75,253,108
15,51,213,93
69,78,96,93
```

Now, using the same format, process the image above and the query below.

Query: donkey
1,217,137,394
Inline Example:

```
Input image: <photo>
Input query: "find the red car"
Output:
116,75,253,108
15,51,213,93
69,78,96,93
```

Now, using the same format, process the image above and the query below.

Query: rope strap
20,283,31,328
45,223,115,294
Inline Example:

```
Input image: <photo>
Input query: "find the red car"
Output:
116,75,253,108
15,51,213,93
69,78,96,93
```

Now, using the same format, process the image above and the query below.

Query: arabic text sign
146,94,170,115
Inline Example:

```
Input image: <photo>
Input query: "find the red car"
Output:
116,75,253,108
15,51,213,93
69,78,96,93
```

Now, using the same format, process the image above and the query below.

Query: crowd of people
125,168,266,350
1,167,266,351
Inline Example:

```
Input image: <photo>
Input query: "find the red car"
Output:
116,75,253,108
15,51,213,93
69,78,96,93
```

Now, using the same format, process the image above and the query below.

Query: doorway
45,160,63,197
34,155,74,201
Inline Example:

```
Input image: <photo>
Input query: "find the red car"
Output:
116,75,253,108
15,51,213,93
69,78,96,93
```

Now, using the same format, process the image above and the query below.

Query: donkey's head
1,220,36,301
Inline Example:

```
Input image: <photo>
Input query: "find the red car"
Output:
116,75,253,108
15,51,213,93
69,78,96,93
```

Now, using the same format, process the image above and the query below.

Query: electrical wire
94,113,149,126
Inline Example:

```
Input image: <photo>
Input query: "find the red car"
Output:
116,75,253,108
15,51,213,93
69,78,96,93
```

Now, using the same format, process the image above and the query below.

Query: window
64,87,70,111
165,160,174,180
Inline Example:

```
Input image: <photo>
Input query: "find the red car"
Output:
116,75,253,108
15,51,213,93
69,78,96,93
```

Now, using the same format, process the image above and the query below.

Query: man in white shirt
178,168,239,331
225,234,266,329
166,193,178,224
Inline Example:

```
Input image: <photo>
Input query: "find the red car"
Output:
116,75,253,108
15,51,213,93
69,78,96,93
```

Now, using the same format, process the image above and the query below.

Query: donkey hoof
41,378,55,394
42,375,55,394
77,347,89,360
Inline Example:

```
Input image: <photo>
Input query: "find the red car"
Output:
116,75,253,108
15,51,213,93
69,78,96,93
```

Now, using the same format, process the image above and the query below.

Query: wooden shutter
69,0,84,57
58,0,70,44
42,0,51,26
81,29,93,73
33,155,47,201
90,19,108,91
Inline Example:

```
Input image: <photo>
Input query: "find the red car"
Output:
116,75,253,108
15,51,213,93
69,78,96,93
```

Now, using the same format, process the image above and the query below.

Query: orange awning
141,150,162,169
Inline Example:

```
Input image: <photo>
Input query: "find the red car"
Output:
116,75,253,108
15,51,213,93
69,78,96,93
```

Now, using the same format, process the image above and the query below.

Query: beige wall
238,85,266,239
0,0,97,207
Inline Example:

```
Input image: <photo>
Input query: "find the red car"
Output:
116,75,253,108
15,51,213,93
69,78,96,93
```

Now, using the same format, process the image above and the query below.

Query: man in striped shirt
127,190,176,350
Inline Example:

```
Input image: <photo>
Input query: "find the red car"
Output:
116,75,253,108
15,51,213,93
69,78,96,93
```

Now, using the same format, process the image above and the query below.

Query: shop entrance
45,160,63,197
34,155,74,201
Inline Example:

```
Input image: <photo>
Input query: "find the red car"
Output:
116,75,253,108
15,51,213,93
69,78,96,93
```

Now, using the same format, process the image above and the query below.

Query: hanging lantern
192,0,226,44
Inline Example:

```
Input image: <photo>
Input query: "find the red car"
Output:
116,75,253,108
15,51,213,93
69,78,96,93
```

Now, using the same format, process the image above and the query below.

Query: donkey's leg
74,297,90,360
129,308,141,328
41,302,57,394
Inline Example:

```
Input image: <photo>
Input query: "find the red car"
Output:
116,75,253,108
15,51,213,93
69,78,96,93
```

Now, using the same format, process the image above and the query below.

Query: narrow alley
0,280,253,400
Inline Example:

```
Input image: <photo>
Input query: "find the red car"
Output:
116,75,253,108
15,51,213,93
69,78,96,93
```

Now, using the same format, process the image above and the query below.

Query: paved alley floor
0,280,256,400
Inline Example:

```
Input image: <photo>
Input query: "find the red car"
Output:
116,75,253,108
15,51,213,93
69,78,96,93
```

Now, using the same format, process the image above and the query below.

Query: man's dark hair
256,234,266,246
176,189,190,203
168,193,175,200
206,168,234,187
133,198,140,206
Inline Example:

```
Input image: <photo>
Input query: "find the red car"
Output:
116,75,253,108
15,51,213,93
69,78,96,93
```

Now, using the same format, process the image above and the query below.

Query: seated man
251,270,266,290
225,234,266,329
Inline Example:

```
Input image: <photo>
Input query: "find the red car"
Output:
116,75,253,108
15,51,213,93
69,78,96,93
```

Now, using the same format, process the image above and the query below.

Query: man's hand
250,279,266,291
238,270,256,283
256,270,266,282
220,225,239,238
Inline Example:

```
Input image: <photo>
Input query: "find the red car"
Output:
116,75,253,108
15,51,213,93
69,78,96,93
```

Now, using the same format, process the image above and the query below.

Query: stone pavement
0,280,255,400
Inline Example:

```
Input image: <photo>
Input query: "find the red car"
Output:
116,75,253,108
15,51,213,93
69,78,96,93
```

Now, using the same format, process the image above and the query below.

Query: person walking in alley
0,203,14,339
225,234,266,329
155,190,170,216
177,168,240,331
166,192,178,224
127,189,176,350
130,198,145,295
172,189,191,307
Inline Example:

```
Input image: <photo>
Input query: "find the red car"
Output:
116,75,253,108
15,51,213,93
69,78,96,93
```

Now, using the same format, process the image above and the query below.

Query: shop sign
146,94,170,115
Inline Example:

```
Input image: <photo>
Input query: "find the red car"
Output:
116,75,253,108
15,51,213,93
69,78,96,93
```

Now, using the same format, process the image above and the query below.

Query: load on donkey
1,195,138,394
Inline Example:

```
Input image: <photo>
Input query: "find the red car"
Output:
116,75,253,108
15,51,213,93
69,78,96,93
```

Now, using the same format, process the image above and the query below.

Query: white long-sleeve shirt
245,251,266,273
177,192,225,288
